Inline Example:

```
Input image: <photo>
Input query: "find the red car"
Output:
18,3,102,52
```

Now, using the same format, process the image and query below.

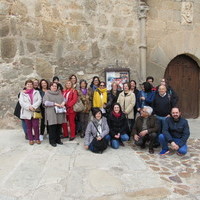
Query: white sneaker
39,135,44,141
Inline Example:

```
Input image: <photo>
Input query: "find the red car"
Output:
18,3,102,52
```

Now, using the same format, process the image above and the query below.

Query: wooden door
164,55,199,118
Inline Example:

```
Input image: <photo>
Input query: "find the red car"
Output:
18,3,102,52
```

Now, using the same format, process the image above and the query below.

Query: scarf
91,85,98,91
112,111,121,118
63,89,72,102
93,88,107,108
25,89,34,104
93,118,102,136
81,88,87,95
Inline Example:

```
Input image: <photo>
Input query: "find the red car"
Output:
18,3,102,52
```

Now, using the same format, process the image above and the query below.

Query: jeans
159,134,188,155
111,134,129,149
21,119,27,136
89,134,111,152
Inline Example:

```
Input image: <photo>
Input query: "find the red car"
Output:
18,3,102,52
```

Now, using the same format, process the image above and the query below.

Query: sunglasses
100,85,105,87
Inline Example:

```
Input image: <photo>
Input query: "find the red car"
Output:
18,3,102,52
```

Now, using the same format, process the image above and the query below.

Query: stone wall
146,0,200,83
0,0,140,128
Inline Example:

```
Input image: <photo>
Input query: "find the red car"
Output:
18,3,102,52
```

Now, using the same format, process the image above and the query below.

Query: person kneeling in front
159,107,190,156
133,106,159,154
84,108,110,153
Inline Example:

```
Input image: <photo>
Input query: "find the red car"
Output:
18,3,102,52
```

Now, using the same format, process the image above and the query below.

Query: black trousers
48,124,62,144
135,132,157,149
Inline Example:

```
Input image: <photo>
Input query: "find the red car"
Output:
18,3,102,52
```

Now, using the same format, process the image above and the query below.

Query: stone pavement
0,119,199,200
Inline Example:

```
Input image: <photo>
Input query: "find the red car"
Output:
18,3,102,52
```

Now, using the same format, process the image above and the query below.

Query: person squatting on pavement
159,107,190,156
132,106,159,154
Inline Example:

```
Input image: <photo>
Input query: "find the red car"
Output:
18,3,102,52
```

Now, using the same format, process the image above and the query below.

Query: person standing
93,81,108,115
19,80,42,145
39,79,49,141
106,82,121,115
43,82,66,147
117,82,135,135
62,80,78,140
69,74,78,89
77,79,92,138
159,107,190,155
137,82,155,111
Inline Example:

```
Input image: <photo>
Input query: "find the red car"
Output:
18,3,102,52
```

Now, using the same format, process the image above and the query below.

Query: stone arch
148,30,200,76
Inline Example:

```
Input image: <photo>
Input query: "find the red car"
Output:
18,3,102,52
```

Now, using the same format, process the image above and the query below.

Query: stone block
98,14,108,26
158,10,173,21
84,0,97,12
92,42,100,58
2,66,18,80
39,42,53,54
87,25,95,39
20,57,34,66
68,2,83,10
0,23,9,37
68,25,82,41
10,17,17,36
69,12,86,21
27,42,36,53
10,1,27,18
148,7,158,19
19,41,24,56
1,38,17,59
0,2,10,15
113,16,127,28
147,20,166,31
78,42,89,52
35,58,54,79
42,21,56,42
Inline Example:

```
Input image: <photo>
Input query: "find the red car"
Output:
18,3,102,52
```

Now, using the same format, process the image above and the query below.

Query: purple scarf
81,88,87,95
25,89,34,104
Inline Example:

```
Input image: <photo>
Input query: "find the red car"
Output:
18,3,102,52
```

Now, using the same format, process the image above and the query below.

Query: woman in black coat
107,103,129,149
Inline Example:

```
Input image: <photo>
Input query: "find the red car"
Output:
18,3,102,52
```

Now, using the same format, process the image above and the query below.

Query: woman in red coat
62,80,78,140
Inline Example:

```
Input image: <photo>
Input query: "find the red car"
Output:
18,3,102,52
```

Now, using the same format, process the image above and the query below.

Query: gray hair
143,106,153,115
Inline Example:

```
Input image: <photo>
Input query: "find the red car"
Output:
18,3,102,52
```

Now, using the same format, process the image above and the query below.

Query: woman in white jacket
19,80,42,145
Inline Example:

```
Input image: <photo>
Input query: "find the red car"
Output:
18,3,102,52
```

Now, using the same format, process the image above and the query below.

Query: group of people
15,75,190,155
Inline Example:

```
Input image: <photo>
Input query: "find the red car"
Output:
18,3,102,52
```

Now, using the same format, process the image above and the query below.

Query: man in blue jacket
159,107,190,155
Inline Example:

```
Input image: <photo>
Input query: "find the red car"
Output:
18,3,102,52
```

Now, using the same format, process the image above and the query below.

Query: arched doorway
164,54,199,118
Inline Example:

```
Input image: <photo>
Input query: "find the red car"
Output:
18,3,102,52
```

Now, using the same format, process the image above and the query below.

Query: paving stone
176,185,190,190
178,172,191,178
169,175,182,183
174,188,189,195
150,166,160,171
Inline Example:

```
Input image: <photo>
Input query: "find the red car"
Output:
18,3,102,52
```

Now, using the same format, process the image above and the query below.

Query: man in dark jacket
159,107,190,155
132,106,159,154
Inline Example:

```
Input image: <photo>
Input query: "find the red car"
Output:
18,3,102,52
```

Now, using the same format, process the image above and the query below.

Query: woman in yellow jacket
93,81,107,114
117,82,136,136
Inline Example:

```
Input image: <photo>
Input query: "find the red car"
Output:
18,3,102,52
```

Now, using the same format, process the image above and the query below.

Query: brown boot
36,140,41,144
29,140,34,145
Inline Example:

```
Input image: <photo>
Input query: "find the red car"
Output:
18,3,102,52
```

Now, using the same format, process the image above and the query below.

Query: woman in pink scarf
19,80,42,145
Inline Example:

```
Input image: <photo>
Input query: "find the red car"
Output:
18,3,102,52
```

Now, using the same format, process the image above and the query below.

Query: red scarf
112,111,121,118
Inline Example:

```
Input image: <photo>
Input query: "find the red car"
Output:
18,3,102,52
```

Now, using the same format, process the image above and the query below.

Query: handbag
55,106,66,114
90,122,108,153
33,109,43,119
73,98,85,112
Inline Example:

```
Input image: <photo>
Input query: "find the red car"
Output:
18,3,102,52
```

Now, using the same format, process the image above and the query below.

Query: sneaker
39,135,44,141
159,149,170,155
